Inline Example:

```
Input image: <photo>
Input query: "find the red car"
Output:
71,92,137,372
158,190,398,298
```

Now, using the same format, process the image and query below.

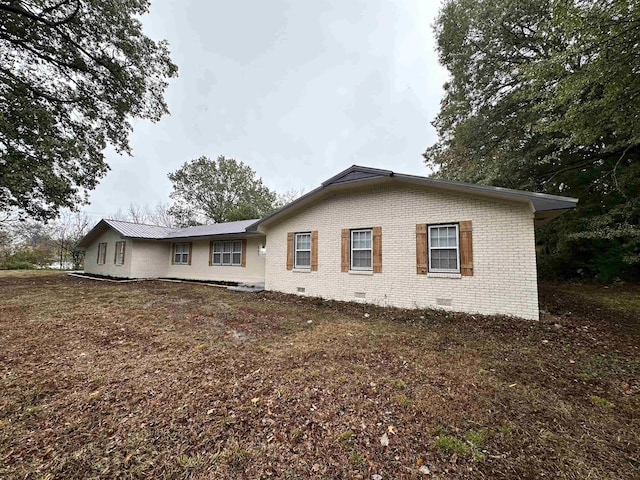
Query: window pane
223,241,232,252
296,251,311,267
213,242,222,253
232,252,241,265
233,240,242,253
430,229,440,248
353,230,371,249
352,250,372,269
296,234,310,250
213,252,221,264
181,253,189,263
174,253,181,264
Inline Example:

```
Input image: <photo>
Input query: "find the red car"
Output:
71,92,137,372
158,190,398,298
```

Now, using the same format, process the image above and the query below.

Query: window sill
427,272,462,279
348,270,373,276
292,268,311,273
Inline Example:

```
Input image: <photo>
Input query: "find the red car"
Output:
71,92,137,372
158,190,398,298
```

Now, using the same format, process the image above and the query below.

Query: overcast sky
85,0,448,220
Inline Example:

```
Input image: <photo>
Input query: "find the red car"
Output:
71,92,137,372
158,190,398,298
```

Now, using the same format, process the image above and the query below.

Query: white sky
84,0,448,220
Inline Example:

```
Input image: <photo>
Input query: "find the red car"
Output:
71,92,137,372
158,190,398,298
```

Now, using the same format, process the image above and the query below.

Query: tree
108,202,177,227
168,156,278,224
426,0,640,280
0,0,178,221
51,210,90,269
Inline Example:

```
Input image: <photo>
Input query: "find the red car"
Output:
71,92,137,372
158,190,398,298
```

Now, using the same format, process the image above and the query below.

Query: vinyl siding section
164,236,265,284
83,228,132,278
263,184,539,320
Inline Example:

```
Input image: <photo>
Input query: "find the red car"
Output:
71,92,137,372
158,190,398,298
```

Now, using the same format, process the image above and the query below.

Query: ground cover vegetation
1,272,638,479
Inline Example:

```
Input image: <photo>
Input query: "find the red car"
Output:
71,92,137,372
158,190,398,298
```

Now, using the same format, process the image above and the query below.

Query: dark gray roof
169,219,259,239
248,165,578,231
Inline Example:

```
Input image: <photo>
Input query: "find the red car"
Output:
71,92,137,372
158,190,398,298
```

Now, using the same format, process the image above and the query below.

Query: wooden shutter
416,224,427,274
171,243,175,265
241,239,247,267
113,242,118,264
121,242,126,264
372,226,382,273
341,229,349,272
188,243,192,266
459,221,473,276
286,232,294,270
208,241,213,266
97,244,101,264
310,230,318,271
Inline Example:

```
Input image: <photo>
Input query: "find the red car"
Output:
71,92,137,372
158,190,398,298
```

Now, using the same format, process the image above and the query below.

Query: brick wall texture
263,184,540,320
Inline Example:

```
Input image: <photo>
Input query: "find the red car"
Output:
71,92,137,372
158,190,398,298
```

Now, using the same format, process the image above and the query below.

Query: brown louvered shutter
208,241,213,266
416,224,427,274
241,239,247,267
372,226,382,273
171,243,175,265
121,242,126,264
341,229,349,272
113,243,118,264
286,233,294,270
97,244,101,264
188,243,192,266
310,230,318,271
459,221,473,276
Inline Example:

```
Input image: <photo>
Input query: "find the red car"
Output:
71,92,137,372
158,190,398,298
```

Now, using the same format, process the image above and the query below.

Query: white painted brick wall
263,184,540,320
84,228,132,278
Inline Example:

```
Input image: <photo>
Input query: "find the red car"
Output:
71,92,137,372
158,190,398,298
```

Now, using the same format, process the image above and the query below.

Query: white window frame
97,242,107,265
115,241,125,265
428,223,460,273
294,232,311,269
211,240,243,266
350,228,373,271
173,242,190,265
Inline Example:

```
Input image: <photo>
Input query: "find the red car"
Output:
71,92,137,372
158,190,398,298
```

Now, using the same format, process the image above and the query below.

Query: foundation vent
297,287,306,293
436,298,452,307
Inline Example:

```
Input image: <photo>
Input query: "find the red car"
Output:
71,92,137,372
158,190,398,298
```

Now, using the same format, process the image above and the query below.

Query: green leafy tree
0,0,178,221
168,156,278,225
426,0,640,280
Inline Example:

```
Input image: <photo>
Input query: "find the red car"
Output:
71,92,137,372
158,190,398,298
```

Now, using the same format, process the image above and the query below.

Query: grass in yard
0,271,639,479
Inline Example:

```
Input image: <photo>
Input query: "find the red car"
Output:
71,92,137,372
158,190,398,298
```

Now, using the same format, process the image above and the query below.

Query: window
428,224,460,273
211,240,243,266
294,233,311,268
114,241,125,265
173,242,191,265
97,243,107,265
351,229,372,270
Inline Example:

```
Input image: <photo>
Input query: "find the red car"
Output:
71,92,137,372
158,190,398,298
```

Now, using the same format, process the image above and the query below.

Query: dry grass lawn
1,272,639,479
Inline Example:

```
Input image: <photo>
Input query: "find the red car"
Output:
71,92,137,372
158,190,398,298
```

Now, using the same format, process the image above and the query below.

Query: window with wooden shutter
310,230,318,271
416,224,427,274
459,220,473,276
372,226,382,273
115,241,126,265
286,232,294,270
173,242,191,265
241,239,247,267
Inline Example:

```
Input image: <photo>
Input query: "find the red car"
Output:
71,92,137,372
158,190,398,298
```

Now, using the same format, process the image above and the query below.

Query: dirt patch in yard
1,272,638,479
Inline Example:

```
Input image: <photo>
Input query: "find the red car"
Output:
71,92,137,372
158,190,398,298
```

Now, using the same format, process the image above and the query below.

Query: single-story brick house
78,165,577,320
